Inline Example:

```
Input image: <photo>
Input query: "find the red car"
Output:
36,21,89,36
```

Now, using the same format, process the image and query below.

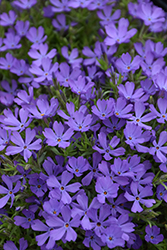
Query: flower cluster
0,0,167,249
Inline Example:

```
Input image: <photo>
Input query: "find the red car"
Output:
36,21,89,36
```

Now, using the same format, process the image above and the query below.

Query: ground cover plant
1,0,167,249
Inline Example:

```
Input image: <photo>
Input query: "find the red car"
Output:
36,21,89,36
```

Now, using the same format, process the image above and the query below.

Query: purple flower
0,53,16,70
52,13,77,31
104,18,137,46
28,43,57,66
61,46,83,68
118,81,144,102
69,75,94,95
129,101,156,130
156,184,167,202
6,128,42,162
95,176,119,203
145,225,164,244
56,62,81,87
29,57,58,82
0,128,11,150
0,10,17,26
0,175,21,208
31,219,56,248
124,182,155,213
14,86,35,107
82,152,102,186
13,0,37,9
114,97,133,119
2,108,32,132
115,52,141,73
138,3,165,26
3,30,21,50
93,132,125,161
103,115,126,133
83,230,105,250
50,0,71,12
67,111,92,132
66,156,89,177
108,194,128,217
101,226,125,248
47,171,81,204
26,26,47,48
88,0,109,10
87,204,111,236
124,123,150,153
140,79,157,96
46,206,80,242
3,238,28,250
91,98,114,120
29,175,47,197
149,131,167,163
15,20,30,37
14,209,35,229
43,199,64,217
27,97,59,119
140,52,165,77
150,98,167,123
10,59,28,76
43,121,74,148
97,6,121,27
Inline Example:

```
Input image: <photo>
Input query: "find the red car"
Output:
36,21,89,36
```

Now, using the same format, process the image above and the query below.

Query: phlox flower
145,225,164,244
6,128,42,162
47,171,81,204
43,199,64,217
61,46,83,68
67,111,92,132
3,30,21,50
50,0,71,12
114,97,133,119
15,20,30,37
97,6,121,27
101,226,125,248
66,156,90,177
150,98,167,123
93,132,125,161
0,175,21,209
118,81,144,102
69,75,94,95
29,57,58,82
2,108,32,132
124,182,155,213
149,131,167,163
95,176,119,203
156,184,167,202
28,43,57,66
3,238,28,250
13,0,37,9
26,26,47,48
0,10,17,26
104,18,137,46
0,53,16,70
14,209,35,229
46,206,80,242
124,123,150,153
0,128,11,150
83,230,105,250
27,97,59,119
115,52,141,73
91,98,114,120
138,2,165,26
55,62,81,87
129,101,156,130
43,121,74,148
31,219,56,249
